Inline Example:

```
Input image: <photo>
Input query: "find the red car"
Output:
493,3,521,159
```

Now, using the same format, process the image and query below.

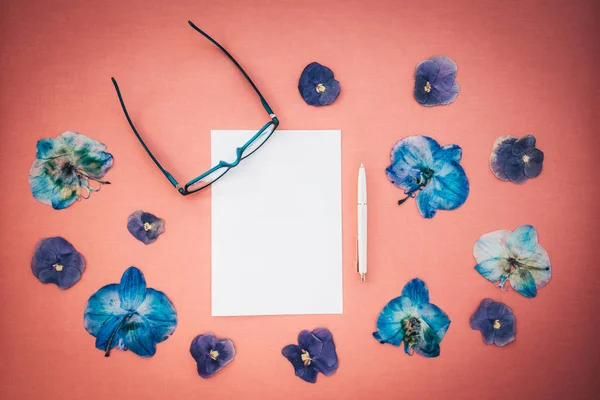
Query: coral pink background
1,0,598,399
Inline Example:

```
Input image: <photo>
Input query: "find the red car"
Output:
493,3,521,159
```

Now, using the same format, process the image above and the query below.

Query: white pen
357,163,367,282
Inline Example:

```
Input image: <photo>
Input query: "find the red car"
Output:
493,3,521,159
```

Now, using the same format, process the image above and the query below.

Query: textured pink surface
1,0,599,399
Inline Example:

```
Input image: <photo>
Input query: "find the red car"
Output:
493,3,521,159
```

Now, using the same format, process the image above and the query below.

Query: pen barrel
357,204,367,274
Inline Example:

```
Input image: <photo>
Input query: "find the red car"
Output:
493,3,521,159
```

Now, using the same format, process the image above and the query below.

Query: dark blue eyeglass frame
111,20,279,195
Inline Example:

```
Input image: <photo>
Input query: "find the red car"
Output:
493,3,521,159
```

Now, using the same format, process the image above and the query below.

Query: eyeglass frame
111,20,279,195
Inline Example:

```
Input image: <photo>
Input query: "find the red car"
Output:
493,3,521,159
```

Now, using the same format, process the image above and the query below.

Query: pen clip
356,235,359,273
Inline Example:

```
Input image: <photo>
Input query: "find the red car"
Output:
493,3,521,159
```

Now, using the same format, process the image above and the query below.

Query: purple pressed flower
470,299,515,347
490,134,544,184
282,328,338,384
31,237,85,289
413,56,460,106
127,210,165,245
298,62,341,106
190,333,235,378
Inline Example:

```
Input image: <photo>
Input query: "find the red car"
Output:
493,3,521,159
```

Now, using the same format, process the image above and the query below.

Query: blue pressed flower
190,333,235,378
83,267,177,357
386,135,469,218
298,62,341,106
282,328,338,383
29,131,113,210
127,211,165,245
490,134,544,184
474,225,551,298
470,299,515,347
373,279,450,357
31,237,85,289
413,56,460,106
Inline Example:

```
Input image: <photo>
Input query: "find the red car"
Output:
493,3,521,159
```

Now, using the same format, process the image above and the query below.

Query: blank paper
211,130,342,316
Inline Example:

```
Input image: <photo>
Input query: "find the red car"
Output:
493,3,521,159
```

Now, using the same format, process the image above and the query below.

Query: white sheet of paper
211,130,342,316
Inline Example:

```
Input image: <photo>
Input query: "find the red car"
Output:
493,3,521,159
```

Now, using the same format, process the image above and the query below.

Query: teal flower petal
520,245,551,289
401,278,430,306
121,315,156,357
83,284,124,335
475,258,509,283
59,131,114,178
426,162,469,212
433,144,462,166
137,288,178,344
119,267,147,311
473,230,511,263
509,269,537,298
373,296,407,346
412,327,441,358
507,225,538,259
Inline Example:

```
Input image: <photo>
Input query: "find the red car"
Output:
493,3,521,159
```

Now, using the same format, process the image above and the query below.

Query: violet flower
470,299,516,347
127,210,165,245
190,333,236,378
490,134,544,184
413,56,460,106
298,62,340,106
282,328,338,383
31,237,85,289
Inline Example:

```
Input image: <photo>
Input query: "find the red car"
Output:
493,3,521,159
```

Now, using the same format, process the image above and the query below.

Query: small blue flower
298,62,341,106
474,225,551,298
413,56,460,106
282,328,338,383
470,299,516,347
373,278,450,358
83,267,177,357
127,211,165,245
29,131,113,210
190,333,236,378
386,135,469,218
31,237,85,289
490,134,544,184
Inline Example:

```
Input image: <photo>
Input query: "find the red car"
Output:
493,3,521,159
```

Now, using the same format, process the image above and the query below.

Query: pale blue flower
83,267,177,357
373,278,450,358
474,225,551,298
386,135,469,218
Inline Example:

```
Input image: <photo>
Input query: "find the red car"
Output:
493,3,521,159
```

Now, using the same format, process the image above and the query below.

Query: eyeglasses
111,20,279,195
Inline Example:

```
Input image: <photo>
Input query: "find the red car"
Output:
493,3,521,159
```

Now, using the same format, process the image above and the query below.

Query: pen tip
360,274,366,282
360,162,364,168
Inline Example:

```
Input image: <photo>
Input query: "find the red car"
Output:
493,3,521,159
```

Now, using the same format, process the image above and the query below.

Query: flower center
424,81,432,93
143,222,152,231
52,263,64,272
315,83,326,93
61,161,75,175
417,168,434,186
209,349,219,360
522,154,530,163
493,320,501,329
301,349,312,366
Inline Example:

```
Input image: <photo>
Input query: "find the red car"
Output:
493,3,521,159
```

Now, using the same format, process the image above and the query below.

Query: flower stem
105,315,131,357
397,187,421,206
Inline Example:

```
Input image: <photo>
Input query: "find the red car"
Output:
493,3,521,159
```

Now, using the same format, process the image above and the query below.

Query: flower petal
473,229,511,263
469,298,494,330
490,136,517,181
95,315,126,352
401,278,430,306
190,333,215,360
59,131,113,179
214,338,235,367
520,245,552,289
475,258,508,283
136,288,177,344
429,56,458,91
318,79,341,106
418,303,450,340
413,75,430,104
428,83,460,106
494,323,515,346
311,328,337,376
507,225,538,259
418,162,469,218
524,148,544,178
297,365,318,383
412,326,441,358
509,269,537,298
29,159,82,210
121,316,157,357
415,59,440,81
435,144,462,164
504,156,527,184
84,284,124,335
282,344,307,377
56,267,82,290
373,296,408,345
511,134,536,156
298,330,323,357
119,267,147,311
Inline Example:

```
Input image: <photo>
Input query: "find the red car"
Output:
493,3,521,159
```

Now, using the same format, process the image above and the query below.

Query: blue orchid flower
84,267,177,357
386,136,469,218
474,225,551,298
373,278,450,358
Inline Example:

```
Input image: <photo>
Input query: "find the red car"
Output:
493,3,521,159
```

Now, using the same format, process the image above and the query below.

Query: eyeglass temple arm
111,77,183,192
187,20,276,120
